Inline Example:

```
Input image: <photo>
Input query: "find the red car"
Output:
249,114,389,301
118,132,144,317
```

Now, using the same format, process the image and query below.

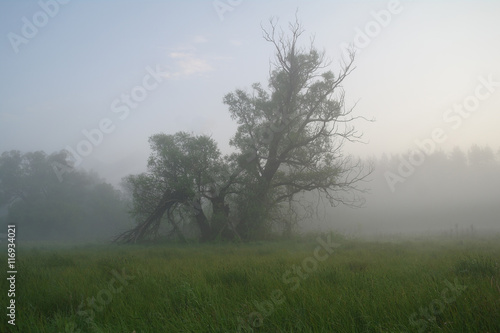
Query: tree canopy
116,20,369,243
0,150,132,241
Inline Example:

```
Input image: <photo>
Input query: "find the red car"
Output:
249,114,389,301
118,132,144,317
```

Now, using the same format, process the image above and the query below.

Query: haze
1,0,499,238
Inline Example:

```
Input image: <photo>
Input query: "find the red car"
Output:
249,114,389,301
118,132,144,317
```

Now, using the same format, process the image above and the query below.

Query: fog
305,147,500,237
1,0,499,241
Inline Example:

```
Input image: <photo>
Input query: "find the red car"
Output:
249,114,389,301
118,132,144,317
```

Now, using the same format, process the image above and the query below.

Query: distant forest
317,144,500,236
0,150,133,241
0,144,498,242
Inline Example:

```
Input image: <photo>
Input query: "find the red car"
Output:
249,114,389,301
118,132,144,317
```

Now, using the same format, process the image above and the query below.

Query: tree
117,19,369,242
0,150,68,207
224,19,369,239
115,132,239,242
450,146,467,167
468,144,495,165
0,150,131,241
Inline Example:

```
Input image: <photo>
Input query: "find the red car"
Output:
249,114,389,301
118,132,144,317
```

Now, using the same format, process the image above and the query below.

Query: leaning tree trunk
114,190,188,243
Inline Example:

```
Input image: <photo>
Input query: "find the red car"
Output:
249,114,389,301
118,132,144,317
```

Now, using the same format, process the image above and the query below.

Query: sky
1,0,500,185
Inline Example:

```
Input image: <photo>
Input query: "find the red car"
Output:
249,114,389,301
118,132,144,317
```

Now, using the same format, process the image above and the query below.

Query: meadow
1,233,499,333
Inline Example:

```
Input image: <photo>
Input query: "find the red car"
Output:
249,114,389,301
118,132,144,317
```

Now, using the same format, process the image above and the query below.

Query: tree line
1,20,369,243
3,20,498,242
0,150,133,241
1,144,497,241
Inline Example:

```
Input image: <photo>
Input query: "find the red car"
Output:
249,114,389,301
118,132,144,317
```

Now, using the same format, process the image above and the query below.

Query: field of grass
1,233,500,332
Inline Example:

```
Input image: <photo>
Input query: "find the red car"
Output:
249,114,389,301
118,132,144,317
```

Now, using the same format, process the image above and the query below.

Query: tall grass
1,236,499,332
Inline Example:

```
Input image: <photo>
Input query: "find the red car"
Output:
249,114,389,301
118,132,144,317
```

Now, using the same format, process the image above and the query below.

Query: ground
1,233,499,332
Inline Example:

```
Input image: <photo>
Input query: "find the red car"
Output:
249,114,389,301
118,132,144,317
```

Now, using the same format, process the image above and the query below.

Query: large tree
224,19,369,238
117,19,369,242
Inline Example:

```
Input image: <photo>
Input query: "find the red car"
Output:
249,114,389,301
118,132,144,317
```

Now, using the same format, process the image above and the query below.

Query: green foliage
121,132,230,240
2,236,499,332
0,150,133,241
205,268,250,287
44,253,76,268
221,21,367,239
454,255,499,277
121,20,368,242
146,132,224,192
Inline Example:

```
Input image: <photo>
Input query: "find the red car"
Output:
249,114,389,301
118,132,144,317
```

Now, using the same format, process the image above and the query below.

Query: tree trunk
193,200,213,242
210,195,234,240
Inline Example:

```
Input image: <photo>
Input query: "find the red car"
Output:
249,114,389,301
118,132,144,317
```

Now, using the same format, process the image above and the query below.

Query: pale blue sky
1,0,499,184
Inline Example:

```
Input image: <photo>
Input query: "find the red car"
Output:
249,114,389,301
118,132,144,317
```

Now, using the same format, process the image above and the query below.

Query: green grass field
2,233,500,333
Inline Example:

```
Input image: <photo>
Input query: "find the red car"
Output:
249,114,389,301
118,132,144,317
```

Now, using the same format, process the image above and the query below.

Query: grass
1,234,499,332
